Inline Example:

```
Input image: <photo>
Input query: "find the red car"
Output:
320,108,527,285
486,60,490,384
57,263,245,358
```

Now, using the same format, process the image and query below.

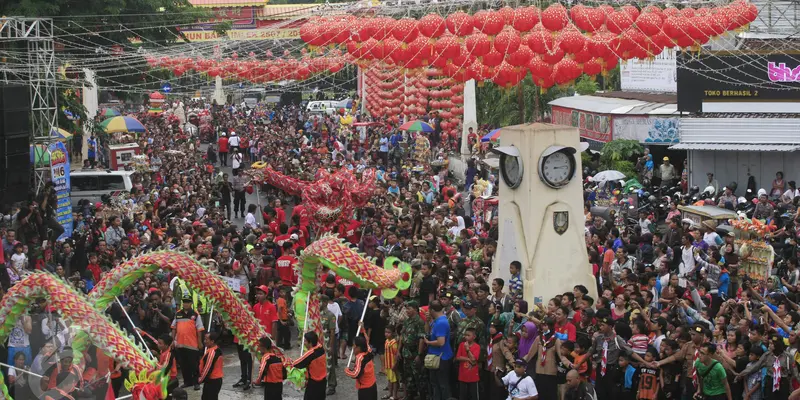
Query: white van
70,170,134,207
306,101,337,115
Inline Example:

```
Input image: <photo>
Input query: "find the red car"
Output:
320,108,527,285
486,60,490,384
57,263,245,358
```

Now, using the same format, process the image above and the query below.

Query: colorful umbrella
100,116,146,134
399,120,434,132
99,108,121,118
481,128,501,143
50,127,73,140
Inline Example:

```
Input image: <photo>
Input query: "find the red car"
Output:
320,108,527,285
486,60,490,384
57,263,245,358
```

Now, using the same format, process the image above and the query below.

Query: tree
475,75,571,127
599,139,643,178
574,75,599,95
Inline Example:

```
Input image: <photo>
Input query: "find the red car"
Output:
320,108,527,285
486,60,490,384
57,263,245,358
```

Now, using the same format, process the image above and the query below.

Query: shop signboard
49,142,73,241
551,106,612,143
621,50,677,93
613,116,680,144
677,52,800,113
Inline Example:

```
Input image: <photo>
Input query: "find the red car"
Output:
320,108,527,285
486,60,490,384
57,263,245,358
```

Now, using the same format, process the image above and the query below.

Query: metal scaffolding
0,17,57,194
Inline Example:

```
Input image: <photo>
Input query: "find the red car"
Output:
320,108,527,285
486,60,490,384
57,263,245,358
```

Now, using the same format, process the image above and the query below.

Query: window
71,176,98,191
99,175,126,191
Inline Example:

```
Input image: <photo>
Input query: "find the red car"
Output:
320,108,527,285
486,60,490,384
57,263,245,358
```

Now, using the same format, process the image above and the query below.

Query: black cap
463,300,475,309
598,316,612,325
182,296,192,303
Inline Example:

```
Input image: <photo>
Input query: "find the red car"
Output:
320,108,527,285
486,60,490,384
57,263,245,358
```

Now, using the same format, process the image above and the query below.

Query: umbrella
399,120,434,132
481,128,501,143
592,170,627,182
100,116,146,134
50,127,73,140
99,108,120,118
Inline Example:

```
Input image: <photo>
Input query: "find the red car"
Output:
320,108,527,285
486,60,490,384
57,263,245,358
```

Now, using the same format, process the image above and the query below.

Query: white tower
492,123,597,305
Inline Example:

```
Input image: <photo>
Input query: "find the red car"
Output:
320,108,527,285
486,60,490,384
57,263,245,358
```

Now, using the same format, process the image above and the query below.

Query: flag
105,372,115,400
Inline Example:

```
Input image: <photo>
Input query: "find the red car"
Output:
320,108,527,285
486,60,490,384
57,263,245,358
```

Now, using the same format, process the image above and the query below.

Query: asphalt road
186,151,388,400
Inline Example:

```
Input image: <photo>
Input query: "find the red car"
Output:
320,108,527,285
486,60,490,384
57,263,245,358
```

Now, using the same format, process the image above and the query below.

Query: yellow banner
180,28,299,41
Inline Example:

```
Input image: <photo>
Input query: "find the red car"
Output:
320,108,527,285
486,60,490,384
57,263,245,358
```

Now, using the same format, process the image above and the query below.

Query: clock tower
491,123,597,304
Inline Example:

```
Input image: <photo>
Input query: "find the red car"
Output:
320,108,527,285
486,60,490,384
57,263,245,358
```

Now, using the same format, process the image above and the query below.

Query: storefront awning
669,143,800,152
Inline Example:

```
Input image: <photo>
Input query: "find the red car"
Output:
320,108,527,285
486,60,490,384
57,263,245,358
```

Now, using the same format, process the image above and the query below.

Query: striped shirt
384,338,398,371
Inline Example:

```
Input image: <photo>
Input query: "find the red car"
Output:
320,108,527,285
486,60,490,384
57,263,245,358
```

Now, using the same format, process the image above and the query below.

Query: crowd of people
2,98,800,400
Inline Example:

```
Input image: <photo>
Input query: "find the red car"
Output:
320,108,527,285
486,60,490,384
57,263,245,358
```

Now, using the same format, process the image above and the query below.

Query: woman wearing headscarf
516,321,538,374
501,300,529,336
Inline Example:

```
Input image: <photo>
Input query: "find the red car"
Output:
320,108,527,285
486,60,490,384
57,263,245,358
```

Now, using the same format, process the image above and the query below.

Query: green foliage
599,140,643,178
475,74,571,127
574,75,599,95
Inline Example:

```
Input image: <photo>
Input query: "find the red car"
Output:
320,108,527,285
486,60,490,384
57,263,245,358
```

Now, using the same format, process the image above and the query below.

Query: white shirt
232,152,243,169
678,245,697,287
327,302,342,335
245,212,257,228
501,371,538,400
228,135,240,146
703,232,721,248
9,318,29,348
652,333,666,353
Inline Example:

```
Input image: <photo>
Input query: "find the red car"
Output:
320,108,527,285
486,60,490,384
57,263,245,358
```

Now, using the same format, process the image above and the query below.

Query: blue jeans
428,357,452,400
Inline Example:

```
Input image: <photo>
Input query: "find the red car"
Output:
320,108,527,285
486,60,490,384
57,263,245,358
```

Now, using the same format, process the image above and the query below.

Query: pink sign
767,62,800,82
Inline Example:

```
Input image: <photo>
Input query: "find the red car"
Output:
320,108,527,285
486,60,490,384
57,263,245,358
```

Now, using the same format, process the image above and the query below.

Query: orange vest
258,353,286,383
199,346,224,381
160,349,178,379
293,344,327,381
345,352,376,390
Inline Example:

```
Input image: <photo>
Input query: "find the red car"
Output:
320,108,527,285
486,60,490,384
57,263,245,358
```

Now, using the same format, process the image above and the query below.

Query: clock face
501,154,523,189
540,150,575,188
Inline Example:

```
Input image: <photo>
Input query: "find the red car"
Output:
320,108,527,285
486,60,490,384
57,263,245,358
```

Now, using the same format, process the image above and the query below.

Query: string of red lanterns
300,1,758,88
144,49,346,83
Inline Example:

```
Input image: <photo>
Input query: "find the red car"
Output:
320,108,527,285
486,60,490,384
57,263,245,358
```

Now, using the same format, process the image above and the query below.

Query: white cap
757,188,767,197
220,133,226,137
290,233,299,240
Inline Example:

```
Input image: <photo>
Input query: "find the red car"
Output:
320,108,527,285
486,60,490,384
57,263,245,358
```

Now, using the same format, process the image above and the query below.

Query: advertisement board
613,116,681,144
179,28,300,41
621,50,678,93
677,52,800,113
49,142,73,241
551,106,612,143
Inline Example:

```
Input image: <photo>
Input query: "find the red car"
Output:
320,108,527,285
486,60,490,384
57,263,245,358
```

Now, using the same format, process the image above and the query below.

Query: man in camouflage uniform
440,290,462,340
320,295,338,395
454,300,483,348
401,301,426,400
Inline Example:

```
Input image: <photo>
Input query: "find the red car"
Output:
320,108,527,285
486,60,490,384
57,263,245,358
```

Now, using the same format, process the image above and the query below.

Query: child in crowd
384,326,399,400
636,347,660,400
616,352,637,400
744,346,764,400
455,327,480,400
628,319,650,356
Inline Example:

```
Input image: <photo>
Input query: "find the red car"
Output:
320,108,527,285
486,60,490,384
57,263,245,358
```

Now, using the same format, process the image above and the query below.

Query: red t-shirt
457,342,480,383
253,301,277,335
275,234,291,248
276,255,298,286
288,226,309,249
291,205,310,228
555,321,577,342
338,220,362,246
218,137,229,152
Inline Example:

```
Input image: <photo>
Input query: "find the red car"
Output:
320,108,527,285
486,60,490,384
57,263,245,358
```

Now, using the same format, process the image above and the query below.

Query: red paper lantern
583,58,603,76
641,5,665,20
446,11,474,36
621,5,641,22
493,28,521,55
465,33,492,58
606,11,634,34
664,16,689,40
512,6,540,32
374,17,395,40
507,45,533,67
392,18,420,43
541,4,569,32
688,16,712,44
553,58,581,84
541,46,565,64
473,10,505,36
526,25,555,54
571,5,607,33
467,59,491,81
558,27,586,54
498,6,516,25
680,8,697,19
588,30,617,60
482,49,504,67
528,56,553,79
636,13,663,37
419,14,446,39
300,23,321,46
573,48,592,64
435,35,461,59
663,7,681,18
